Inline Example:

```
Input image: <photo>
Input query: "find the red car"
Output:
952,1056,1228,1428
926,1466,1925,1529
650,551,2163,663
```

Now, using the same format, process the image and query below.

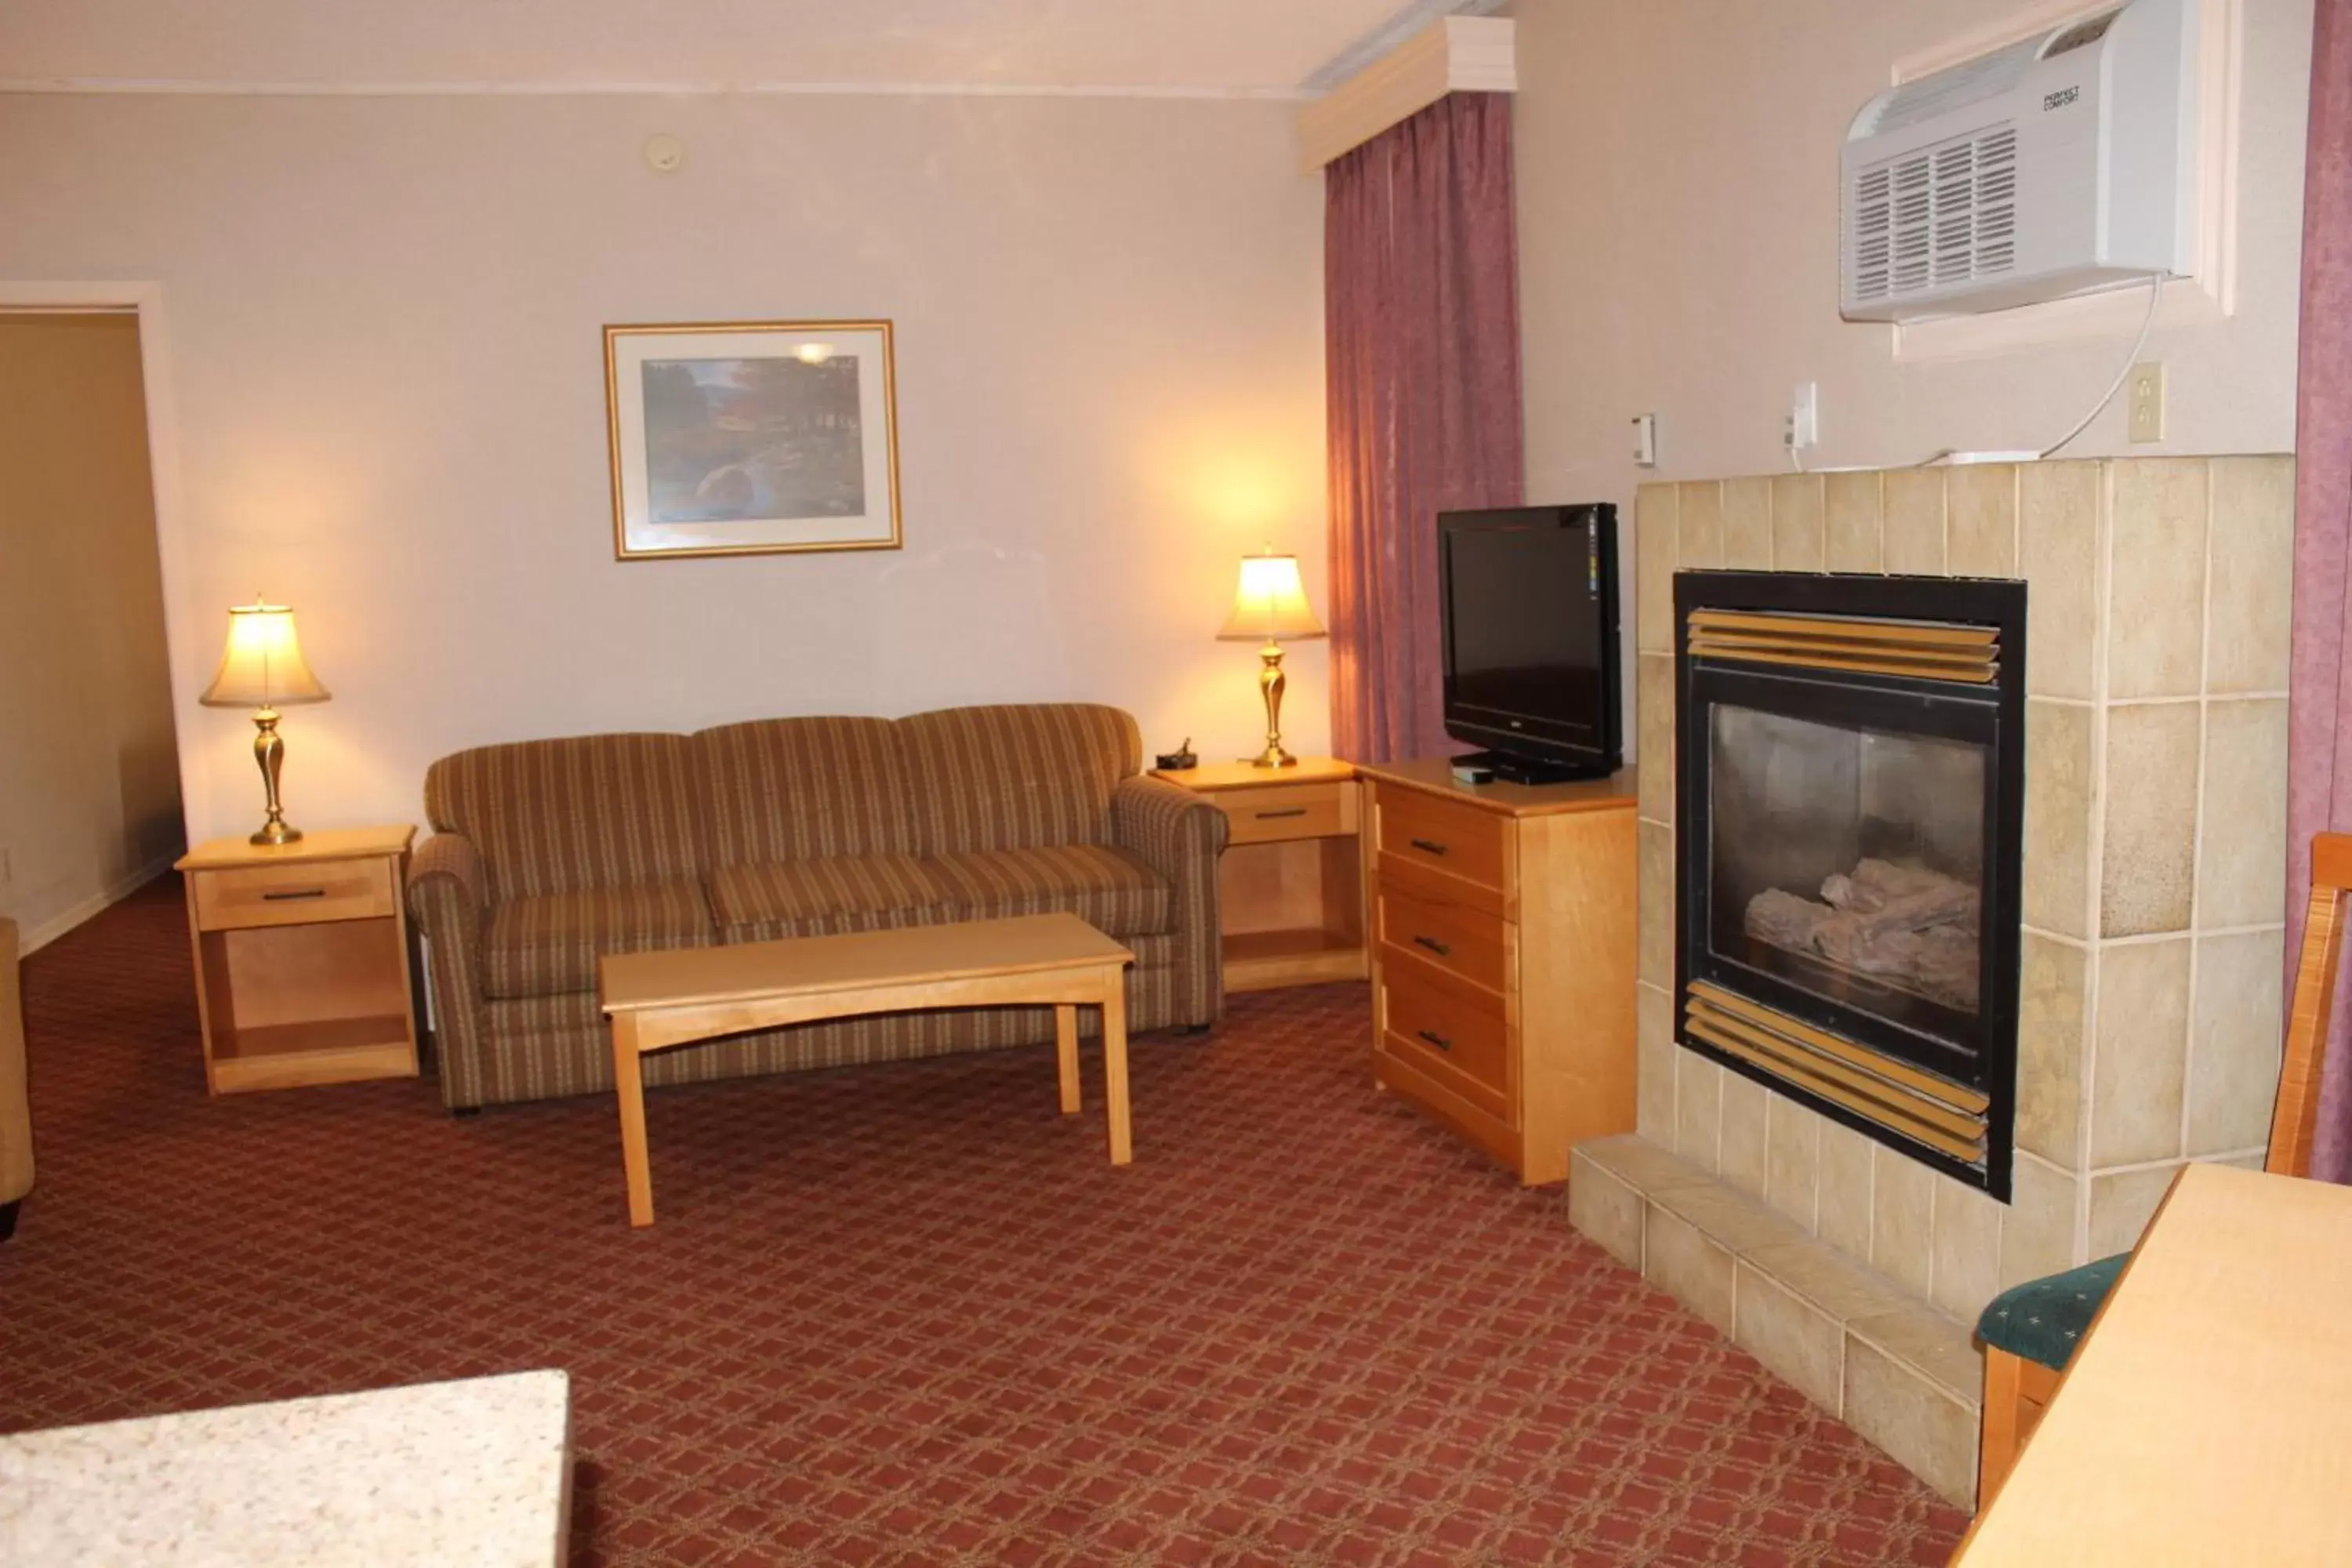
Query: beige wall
0,314,183,944
1513,0,2314,699
0,93,1328,842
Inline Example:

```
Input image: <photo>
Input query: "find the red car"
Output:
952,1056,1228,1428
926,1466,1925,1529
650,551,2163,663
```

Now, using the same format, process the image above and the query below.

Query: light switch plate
1632,412,1658,468
2128,361,2166,444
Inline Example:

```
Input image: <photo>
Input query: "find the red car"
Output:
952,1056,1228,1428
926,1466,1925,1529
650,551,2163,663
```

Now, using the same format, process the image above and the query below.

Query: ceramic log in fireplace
1674,572,2024,1199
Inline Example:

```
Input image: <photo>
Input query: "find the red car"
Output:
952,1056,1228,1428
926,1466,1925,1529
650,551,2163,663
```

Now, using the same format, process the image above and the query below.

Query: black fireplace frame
1673,571,2026,1200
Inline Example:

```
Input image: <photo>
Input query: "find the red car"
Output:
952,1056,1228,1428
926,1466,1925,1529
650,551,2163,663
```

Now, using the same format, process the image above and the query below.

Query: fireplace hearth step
1568,1134,1982,1508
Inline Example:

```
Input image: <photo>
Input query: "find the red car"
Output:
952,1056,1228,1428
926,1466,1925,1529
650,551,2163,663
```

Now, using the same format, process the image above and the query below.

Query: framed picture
604,319,902,560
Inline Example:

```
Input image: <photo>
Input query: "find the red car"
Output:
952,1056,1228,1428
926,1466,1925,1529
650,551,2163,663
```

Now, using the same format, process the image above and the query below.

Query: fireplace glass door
1708,706,1987,1055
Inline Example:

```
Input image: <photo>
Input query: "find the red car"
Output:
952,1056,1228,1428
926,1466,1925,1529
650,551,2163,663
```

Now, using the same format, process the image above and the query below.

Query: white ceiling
0,0,1478,94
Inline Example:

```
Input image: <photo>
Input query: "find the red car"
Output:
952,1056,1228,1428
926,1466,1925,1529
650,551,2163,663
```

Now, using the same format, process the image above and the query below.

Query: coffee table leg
1054,1004,1080,1114
611,1014,655,1227
1102,972,1131,1166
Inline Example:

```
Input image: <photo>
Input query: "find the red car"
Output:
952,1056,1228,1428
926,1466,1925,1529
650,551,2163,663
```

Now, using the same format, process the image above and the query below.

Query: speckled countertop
0,1369,572,1566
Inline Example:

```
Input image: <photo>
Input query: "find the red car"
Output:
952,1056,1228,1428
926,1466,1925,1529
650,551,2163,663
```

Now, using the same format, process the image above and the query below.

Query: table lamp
199,597,332,846
1217,550,1326,768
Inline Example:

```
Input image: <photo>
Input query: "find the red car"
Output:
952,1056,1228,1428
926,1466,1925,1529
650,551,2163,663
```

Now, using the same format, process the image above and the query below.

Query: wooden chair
1973,830,2352,1510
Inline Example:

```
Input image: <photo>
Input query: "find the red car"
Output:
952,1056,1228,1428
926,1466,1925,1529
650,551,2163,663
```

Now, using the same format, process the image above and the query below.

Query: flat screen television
1438,503,1624,784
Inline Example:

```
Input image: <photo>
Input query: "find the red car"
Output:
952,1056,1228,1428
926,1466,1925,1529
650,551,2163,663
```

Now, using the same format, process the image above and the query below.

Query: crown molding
0,76,1314,102
1300,0,1509,93
1294,14,1514,172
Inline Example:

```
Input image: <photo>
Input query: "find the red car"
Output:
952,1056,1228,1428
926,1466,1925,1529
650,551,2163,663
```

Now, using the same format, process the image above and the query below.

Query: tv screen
1439,504,1622,781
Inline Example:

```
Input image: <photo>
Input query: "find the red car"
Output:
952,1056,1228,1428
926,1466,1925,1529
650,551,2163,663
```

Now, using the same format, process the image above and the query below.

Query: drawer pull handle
262,888,328,902
1409,837,1450,856
1416,1029,1454,1052
1413,934,1453,958
1254,807,1309,819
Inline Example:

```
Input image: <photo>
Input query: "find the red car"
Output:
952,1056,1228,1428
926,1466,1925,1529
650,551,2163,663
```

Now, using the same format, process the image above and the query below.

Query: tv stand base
1451,750,1614,787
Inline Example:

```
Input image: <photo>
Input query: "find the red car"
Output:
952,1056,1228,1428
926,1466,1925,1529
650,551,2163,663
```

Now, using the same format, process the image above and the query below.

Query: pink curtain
2285,0,2352,1183
1326,93,1525,764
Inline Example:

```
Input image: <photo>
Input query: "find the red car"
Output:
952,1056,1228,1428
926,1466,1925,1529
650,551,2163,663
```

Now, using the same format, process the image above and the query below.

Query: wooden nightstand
175,826,422,1094
1152,758,1367,993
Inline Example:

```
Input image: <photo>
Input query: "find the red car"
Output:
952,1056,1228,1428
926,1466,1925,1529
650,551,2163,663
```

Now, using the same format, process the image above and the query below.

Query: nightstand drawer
193,856,397,931
1219,782,1356,844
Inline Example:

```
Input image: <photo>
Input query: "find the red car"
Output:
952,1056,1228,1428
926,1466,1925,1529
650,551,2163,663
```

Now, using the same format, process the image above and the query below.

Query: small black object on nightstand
1156,736,1198,771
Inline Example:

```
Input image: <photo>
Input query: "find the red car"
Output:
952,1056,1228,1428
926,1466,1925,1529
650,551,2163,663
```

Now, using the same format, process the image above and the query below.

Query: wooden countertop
1152,758,1355,791
176,824,417,871
1955,1162,2352,1565
601,912,1131,1014
1352,757,1637,818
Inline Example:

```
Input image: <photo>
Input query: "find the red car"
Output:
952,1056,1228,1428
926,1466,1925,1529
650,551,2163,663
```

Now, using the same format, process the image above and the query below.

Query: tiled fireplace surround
1566,456,2295,1504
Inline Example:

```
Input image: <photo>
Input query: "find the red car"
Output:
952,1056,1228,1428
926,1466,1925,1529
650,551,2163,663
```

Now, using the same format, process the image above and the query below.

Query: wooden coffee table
597,913,1135,1227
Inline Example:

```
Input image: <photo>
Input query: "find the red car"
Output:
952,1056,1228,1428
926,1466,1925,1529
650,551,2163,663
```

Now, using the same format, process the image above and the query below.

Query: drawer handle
1416,1029,1454,1052
1254,807,1310,819
1412,934,1453,958
1409,837,1450,856
261,888,328,902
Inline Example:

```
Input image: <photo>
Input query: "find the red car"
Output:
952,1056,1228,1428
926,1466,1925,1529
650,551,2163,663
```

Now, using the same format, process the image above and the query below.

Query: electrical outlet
2128,361,2167,444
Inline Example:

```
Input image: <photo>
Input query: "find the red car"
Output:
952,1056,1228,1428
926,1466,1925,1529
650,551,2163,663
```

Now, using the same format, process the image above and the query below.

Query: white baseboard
16,851,182,956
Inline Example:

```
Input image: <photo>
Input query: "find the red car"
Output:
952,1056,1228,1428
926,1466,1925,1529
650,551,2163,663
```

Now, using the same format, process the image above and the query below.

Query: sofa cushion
482,877,716,1000
427,733,704,902
927,844,1171,938
695,717,919,866
895,704,1140,855
709,855,956,943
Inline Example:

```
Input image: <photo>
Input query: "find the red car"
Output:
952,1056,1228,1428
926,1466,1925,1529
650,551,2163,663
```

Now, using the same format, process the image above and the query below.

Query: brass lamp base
1247,640,1299,769
247,708,304,846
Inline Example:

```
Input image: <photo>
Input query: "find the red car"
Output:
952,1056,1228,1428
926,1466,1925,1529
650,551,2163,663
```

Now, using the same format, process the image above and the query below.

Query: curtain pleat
1325,93,1525,764
2284,0,2352,1181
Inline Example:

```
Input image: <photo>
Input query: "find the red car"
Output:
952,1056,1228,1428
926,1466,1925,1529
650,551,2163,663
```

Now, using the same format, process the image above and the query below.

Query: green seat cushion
1976,1253,2129,1371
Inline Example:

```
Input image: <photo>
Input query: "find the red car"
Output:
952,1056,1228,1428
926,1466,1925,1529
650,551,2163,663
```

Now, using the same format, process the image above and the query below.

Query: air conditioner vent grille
1865,35,2042,136
1848,123,2020,307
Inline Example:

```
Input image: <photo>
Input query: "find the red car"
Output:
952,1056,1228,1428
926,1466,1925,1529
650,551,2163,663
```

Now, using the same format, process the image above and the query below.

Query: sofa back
695,716,916,866
425,733,706,901
895,703,1140,855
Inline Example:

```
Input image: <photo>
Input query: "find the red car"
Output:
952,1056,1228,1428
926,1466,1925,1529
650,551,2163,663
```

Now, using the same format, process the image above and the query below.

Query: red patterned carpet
1,878,1966,1564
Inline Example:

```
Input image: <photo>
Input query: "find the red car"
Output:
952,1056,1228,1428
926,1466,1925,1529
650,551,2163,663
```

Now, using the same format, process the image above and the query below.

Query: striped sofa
406,704,1228,1111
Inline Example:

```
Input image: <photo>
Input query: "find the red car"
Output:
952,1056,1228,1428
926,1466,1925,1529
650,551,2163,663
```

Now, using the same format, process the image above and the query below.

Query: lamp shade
1217,553,1327,643
198,601,331,710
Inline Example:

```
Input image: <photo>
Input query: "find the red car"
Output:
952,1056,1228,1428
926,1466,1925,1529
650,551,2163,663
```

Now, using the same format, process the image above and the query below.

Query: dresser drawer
1377,788,1510,904
193,856,397,932
1379,957,1512,1118
1219,781,1356,845
1376,883,1508,996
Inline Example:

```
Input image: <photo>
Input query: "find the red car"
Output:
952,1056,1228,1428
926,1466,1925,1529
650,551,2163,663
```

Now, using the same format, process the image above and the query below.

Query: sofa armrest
1112,775,1229,883
1111,776,1228,1025
408,833,485,939
405,833,492,1109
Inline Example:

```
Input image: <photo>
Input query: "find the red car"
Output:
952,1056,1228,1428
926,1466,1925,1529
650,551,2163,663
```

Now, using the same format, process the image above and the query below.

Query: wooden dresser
1356,759,1638,1185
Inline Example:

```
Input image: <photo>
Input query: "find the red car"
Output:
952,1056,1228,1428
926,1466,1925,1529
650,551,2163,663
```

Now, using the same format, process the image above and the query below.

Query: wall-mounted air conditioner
1839,0,2198,322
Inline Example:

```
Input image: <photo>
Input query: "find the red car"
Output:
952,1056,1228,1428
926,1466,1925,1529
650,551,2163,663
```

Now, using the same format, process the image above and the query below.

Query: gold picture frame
604,319,903,561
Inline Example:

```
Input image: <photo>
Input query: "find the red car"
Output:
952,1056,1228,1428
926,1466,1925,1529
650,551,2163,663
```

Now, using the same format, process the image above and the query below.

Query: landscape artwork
641,355,865,524
605,320,902,560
